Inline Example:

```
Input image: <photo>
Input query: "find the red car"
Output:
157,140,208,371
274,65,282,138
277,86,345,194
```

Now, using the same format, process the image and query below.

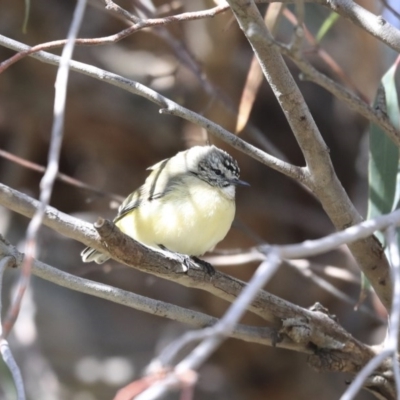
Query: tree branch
281,49,400,148
1,0,88,338
0,34,303,184
225,0,392,311
0,238,300,352
325,0,400,54
0,256,26,400
0,182,384,375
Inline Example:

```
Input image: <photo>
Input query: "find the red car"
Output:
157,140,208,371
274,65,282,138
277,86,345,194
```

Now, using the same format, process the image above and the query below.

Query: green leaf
316,12,339,43
367,61,400,245
22,0,30,33
362,60,400,304
392,164,400,254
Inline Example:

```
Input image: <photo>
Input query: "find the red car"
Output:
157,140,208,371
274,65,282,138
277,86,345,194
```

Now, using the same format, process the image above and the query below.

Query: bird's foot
158,245,215,276
188,256,215,276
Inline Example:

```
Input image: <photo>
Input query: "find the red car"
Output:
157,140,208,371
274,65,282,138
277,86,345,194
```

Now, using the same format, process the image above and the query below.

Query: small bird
81,145,247,269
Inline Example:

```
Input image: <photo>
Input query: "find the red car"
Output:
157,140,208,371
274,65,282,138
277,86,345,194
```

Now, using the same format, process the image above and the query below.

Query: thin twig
128,0,290,165
290,0,305,53
235,3,285,134
386,226,400,393
1,180,400,324
0,240,302,352
176,253,281,371
0,1,288,164
0,34,303,183
284,50,400,148
324,0,400,54
0,148,124,203
1,0,88,337
285,260,381,322
0,339,26,400
0,182,388,397
379,0,400,20
205,252,376,319
207,252,360,283
104,0,141,23
0,256,25,400
0,181,383,356
137,253,281,400
0,30,395,309
268,209,400,259
226,0,392,311
0,4,229,74
339,225,400,400
282,7,368,102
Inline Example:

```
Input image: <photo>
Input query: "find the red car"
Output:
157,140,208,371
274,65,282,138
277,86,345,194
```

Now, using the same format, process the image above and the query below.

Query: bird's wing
114,156,192,222
113,186,143,222
114,168,175,223
146,158,168,171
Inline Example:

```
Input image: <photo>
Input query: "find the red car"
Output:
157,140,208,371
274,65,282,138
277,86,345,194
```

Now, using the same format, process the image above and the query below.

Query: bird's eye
213,168,222,175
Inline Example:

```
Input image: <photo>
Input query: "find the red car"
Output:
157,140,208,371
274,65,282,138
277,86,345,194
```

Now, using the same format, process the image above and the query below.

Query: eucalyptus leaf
23,0,30,33
367,62,400,244
362,60,400,303
316,12,339,43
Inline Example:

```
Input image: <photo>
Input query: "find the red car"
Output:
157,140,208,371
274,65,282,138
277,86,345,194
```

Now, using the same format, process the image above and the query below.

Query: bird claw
187,256,215,276
158,244,215,275
177,254,216,276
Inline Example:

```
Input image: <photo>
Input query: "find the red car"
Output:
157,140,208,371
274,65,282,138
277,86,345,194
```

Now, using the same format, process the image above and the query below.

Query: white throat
220,185,236,200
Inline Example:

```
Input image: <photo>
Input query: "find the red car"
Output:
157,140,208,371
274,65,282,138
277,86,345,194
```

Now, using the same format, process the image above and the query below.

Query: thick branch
0,34,391,308
0,182,378,376
226,0,392,311
0,238,299,352
0,182,286,323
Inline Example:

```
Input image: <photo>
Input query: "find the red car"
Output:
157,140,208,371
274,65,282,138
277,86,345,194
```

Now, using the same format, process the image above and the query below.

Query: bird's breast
116,181,236,256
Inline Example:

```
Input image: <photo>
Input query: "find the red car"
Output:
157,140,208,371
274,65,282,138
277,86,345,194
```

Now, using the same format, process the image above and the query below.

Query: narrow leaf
235,3,284,133
362,58,399,305
316,12,339,43
367,62,400,242
22,0,31,33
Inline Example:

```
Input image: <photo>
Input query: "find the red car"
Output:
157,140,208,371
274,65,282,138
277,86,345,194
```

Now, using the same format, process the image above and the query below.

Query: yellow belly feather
115,180,235,256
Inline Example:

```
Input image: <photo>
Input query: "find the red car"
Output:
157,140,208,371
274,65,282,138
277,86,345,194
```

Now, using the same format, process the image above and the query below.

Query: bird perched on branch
81,145,247,271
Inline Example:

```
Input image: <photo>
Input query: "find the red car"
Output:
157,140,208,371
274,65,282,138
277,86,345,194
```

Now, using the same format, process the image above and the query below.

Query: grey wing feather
115,159,173,222
114,187,143,222
114,183,167,222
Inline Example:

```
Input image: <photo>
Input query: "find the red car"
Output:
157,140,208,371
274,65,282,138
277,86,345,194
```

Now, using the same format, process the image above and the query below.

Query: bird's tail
81,247,110,264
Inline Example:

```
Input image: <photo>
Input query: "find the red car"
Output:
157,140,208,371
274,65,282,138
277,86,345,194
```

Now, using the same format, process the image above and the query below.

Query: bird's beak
234,179,250,187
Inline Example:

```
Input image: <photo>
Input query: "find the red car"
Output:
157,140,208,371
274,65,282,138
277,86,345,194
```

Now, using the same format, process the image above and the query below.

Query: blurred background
0,0,399,399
